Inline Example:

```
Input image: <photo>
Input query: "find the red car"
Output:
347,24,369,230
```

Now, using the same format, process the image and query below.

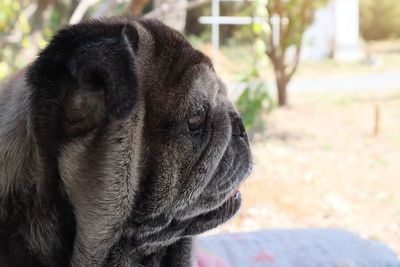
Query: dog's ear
68,25,139,121
27,22,139,202
64,24,139,136
28,23,139,138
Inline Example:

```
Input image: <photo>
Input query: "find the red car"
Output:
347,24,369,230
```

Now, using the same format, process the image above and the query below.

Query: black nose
232,117,246,137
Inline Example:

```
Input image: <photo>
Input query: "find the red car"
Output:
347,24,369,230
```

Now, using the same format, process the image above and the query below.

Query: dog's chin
184,164,251,236
184,188,242,236
183,142,251,235
125,190,242,250
126,138,251,250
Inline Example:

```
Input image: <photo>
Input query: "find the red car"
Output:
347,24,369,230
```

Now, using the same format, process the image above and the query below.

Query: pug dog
0,17,251,267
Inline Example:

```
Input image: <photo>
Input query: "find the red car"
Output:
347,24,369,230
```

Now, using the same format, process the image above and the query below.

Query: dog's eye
188,107,206,132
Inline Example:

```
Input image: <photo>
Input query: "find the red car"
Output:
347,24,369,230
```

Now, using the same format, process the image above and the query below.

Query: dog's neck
0,72,76,265
0,71,41,197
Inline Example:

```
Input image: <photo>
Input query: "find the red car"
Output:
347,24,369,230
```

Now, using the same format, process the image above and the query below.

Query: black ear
27,22,139,203
68,24,139,120
28,23,139,140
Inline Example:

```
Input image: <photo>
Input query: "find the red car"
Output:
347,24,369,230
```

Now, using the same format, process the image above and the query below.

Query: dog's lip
228,187,240,199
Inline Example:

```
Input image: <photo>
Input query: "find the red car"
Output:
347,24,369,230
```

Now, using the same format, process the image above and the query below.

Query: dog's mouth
126,138,251,250
181,158,250,237
182,187,242,237
174,137,251,236
125,189,242,251
228,187,241,199
126,169,247,249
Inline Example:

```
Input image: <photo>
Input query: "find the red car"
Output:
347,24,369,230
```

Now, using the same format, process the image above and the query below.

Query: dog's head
27,17,251,263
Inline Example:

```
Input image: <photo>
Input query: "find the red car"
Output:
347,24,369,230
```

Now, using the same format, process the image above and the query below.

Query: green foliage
236,72,273,131
267,0,327,49
236,0,272,131
187,32,212,50
0,0,30,79
360,0,400,41
0,0,65,80
266,0,327,106
0,0,129,81
226,3,254,45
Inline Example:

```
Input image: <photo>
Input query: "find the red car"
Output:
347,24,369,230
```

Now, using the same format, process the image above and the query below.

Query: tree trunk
276,76,288,107
273,58,289,107
128,0,149,16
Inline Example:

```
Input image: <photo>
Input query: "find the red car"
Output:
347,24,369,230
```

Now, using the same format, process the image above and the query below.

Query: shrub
360,0,400,41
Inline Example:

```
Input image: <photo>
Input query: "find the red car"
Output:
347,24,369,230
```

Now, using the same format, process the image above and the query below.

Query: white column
211,0,220,64
333,0,363,61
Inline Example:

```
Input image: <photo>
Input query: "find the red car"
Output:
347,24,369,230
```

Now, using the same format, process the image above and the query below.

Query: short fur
0,17,251,267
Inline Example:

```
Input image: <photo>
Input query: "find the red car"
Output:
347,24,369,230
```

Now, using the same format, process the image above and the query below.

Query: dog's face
27,18,251,264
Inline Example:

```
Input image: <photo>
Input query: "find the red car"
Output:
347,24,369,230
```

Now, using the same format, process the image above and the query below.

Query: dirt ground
215,88,400,256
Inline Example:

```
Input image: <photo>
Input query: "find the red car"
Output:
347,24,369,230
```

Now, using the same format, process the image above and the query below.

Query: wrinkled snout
232,117,246,137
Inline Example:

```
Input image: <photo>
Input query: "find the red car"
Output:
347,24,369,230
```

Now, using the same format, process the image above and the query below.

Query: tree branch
144,0,210,18
127,0,149,16
69,0,100,24
0,3,37,46
286,44,302,79
93,0,118,18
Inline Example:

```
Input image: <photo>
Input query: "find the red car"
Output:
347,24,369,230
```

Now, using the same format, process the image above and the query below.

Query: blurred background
1,0,399,256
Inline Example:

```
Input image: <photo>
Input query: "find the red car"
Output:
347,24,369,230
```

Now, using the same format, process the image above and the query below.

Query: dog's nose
232,117,246,137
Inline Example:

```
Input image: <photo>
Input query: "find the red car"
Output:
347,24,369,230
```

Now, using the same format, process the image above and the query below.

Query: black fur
0,17,251,267
1,20,140,267
27,19,139,209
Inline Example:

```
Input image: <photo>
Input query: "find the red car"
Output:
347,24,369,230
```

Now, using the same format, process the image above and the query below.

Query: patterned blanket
197,228,400,267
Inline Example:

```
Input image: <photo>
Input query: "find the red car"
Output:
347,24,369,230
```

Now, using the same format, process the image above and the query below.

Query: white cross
199,0,289,63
